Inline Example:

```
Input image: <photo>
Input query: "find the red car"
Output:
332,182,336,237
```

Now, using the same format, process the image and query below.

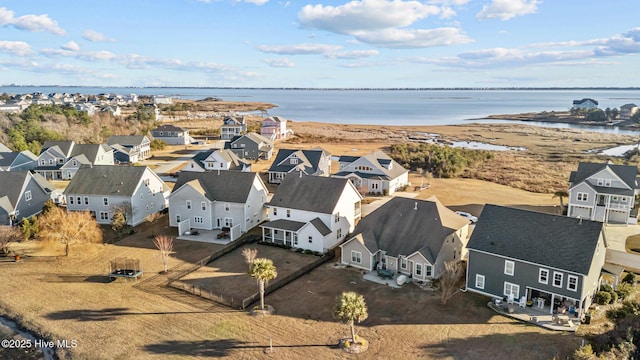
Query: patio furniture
518,296,527,308
377,267,394,279
536,297,545,309
507,293,515,304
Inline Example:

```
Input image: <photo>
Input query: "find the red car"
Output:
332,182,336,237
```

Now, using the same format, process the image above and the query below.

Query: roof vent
414,202,418,210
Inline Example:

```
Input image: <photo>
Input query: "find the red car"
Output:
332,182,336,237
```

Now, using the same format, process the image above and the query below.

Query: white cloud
263,58,295,67
476,0,539,21
61,41,80,51
328,49,379,59
0,41,32,56
353,27,472,48
0,7,65,35
243,0,269,5
82,30,115,42
257,43,343,55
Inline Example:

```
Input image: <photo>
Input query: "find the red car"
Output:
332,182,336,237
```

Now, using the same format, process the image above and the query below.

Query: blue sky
0,0,639,88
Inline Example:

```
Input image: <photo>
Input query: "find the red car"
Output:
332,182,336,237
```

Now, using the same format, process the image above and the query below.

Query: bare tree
241,248,257,269
439,260,465,305
38,207,103,256
0,226,20,255
153,235,174,273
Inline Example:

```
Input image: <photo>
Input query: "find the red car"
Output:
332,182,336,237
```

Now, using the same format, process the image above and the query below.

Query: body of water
2,86,640,134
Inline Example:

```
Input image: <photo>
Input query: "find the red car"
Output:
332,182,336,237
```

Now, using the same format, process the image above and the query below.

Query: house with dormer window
267,148,331,183
567,161,640,224
332,150,409,195
183,149,251,172
224,132,274,160
106,135,151,160
34,141,114,180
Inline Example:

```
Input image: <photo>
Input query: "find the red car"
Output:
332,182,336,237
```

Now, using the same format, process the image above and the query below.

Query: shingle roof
269,173,355,214
467,205,603,275
261,219,306,232
42,141,74,157
573,98,599,105
569,162,638,190
348,196,468,263
153,124,185,132
64,166,151,196
0,171,53,212
192,149,249,170
172,171,261,203
310,217,331,236
268,149,327,174
340,150,408,179
70,144,110,163
106,135,149,146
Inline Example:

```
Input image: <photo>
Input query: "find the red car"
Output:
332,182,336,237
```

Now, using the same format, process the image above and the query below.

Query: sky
0,0,639,88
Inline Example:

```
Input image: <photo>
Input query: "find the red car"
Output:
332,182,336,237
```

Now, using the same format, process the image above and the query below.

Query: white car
455,211,478,223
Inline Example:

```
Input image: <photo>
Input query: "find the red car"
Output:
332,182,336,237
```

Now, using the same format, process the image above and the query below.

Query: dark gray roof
106,135,150,146
260,219,306,232
70,144,110,163
0,152,21,167
269,173,354,214
467,205,603,275
333,171,388,180
569,162,638,189
153,124,185,132
268,149,327,174
349,197,468,263
310,217,331,236
573,98,598,105
64,166,151,196
42,141,74,156
338,155,359,163
172,171,261,203
191,149,249,170
0,171,53,211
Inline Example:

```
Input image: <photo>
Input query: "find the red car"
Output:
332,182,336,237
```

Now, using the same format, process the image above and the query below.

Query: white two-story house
260,173,362,253
332,150,409,195
183,149,251,172
567,161,640,224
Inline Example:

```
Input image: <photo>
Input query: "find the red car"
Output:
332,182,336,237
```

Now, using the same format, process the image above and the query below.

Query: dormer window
291,158,298,164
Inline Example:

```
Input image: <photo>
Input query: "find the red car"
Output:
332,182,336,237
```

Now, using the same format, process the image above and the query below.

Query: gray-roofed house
466,204,606,317
106,135,151,160
183,149,251,172
332,150,409,195
168,171,268,237
34,141,114,180
110,144,140,164
64,166,169,226
267,148,331,183
567,161,640,224
619,103,639,120
572,98,599,110
220,116,247,140
224,132,274,160
151,124,193,145
260,173,362,253
340,196,470,282
0,171,58,225
260,116,292,141
0,150,37,171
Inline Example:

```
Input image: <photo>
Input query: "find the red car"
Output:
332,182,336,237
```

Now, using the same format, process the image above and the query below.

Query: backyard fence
170,280,240,308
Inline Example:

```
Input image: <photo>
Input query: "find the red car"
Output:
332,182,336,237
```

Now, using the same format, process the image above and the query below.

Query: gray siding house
332,151,409,195
567,161,640,224
183,149,251,172
0,171,58,225
220,116,247,140
151,124,192,145
466,205,606,317
106,135,151,160
340,196,469,282
224,132,274,160
34,141,114,180
267,148,331,184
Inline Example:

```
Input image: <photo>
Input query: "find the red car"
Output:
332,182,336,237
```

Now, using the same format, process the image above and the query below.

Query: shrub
622,272,637,285
615,282,637,301
609,290,619,304
596,291,611,305
600,283,613,293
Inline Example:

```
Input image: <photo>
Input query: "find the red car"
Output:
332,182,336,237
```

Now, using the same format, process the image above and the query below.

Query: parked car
455,211,478,223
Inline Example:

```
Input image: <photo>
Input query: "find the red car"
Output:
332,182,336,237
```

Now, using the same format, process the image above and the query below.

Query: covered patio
260,219,304,247
487,299,582,332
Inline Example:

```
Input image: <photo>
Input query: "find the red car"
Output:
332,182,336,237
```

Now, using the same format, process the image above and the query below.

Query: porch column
549,294,555,314
261,227,265,242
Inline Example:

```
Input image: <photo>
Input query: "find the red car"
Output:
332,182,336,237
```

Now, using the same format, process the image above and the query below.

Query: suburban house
0,171,58,225
0,150,37,171
466,204,606,317
168,171,269,237
34,141,115,180
267,148,331,184
220,116,247,140
110,144,140,164
64,166,169,226
260,116,292,140
101,105,122,117
260,173,362,253
224,132,274,160
340,196,470,282
183,149,251,172
567,161,640,224
332,150,409,195
106,135,151,160
151,124,193,145
572,98,599,110
619,103,639,120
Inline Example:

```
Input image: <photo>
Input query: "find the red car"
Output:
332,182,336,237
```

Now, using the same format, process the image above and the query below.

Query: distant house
567,161,640,224
0,150,37,171
332,150,409,195
224,132,274,160
619,103,639,120
153,95,173,105
466,205,605,317
110,144,140,164
106,135,151,160
101,105,122,117
64,166,169,226
0,171,58,225
168,171,268,236
220,116,247,140
340,196,470,281
260,173,362,253
75,103,97,116
260,116,292,141
572,98,599,110
34,141,114,180
267,148,331,184
183,149,251,172
151,124,193,145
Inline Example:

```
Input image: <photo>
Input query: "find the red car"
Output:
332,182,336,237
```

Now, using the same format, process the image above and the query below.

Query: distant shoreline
472,111,640,130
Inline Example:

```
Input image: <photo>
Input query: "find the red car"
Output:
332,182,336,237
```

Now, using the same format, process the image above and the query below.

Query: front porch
488,299,581,332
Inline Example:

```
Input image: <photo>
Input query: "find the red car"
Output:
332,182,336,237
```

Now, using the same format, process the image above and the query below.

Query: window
24,190,32,201
416,263,422,276
176,215,181,222
425,265,433,278
577,192,588,202
76,196,81,205
201,202,206,211
99,211,109,220
337,228,342,239
567,275,578,291
69,196,74,205
334,212,340,223
475,274,485,289
504,282,520,298
273,207,277,216
48,159,53,165
224,218,233,227
604,179,611,187
291,158,298,164
286,209,291,218
308,236,313,243
84,197,89,205
597,178,604,186
539,268,549,285
186,200,192,210
400,257,407,270
103,197,109,206
224,203,230,212
194,216,203,224
553,271,563,288
293,235,298,246
351,251,362,264
504,260,515,276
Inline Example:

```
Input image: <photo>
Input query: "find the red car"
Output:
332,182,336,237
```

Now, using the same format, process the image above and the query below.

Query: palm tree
249,258,277,311
553,190,569,214
334,291,368,344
